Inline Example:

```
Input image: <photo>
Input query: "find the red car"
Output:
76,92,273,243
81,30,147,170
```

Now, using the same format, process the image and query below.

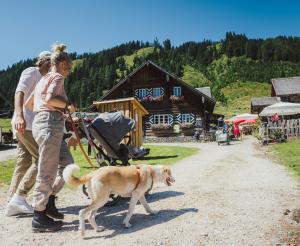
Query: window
173,87,182,96
181,114,191,123
153,87,161,97
153,114,171,124
137,89,147,99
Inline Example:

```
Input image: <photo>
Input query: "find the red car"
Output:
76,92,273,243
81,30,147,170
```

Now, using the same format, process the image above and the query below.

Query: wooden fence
261,118,300,140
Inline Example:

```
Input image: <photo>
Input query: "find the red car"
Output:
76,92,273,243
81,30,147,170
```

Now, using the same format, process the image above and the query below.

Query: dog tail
63,164,92,187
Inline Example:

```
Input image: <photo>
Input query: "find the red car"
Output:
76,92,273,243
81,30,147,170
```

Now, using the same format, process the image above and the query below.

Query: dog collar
133,165,155,191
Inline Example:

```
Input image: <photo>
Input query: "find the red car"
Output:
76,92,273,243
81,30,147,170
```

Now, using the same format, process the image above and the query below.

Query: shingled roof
251,97,281,107
272,76,300,96
196,87,212,98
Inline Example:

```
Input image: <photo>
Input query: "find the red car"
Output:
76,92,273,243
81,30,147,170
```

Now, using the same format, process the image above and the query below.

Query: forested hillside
1,33,300,114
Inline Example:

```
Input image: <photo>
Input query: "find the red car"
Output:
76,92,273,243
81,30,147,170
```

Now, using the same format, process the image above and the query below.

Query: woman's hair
51,43,72,66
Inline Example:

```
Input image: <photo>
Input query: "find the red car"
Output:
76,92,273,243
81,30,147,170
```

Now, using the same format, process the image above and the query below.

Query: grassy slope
181,65,211,88
271,138,300,179
120,47,156,68
214,81,271,117
71,58,84,72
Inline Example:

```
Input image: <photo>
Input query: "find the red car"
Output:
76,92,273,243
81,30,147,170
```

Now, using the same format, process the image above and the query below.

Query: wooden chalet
95,60,215,137
271,76,300,103
251,97,281,114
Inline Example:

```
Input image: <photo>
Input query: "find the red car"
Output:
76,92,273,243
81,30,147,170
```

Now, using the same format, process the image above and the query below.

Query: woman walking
29,44,74,232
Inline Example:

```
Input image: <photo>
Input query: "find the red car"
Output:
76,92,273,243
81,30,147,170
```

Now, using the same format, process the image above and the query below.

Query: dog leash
67,110,97,169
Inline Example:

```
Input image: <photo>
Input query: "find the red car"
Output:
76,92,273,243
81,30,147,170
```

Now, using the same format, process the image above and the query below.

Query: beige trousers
8,118,73,206
32,111,74,211
8,130,38,199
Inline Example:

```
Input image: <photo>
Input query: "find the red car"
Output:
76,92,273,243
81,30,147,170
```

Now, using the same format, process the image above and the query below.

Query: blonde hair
51,43,72,66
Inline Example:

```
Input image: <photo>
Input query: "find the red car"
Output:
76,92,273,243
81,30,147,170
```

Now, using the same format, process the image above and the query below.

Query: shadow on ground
136,155,178,160
0,145,16,151
59,190,187,236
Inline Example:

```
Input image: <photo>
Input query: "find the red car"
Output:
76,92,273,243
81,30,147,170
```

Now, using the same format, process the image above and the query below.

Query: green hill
119,47,156,68
2,34,300,115
214,81,271,117
181,65,211,88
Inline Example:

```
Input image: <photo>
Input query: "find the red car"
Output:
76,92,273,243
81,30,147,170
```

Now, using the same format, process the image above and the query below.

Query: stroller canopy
91,112,135,152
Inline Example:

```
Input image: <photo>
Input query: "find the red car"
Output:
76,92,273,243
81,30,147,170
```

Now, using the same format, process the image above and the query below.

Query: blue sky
0,0,300,70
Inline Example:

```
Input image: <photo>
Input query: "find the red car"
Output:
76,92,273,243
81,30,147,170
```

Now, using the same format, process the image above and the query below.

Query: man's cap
37,51,51,60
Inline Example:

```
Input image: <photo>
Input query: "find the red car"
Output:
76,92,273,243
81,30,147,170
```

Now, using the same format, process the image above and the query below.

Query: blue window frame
153,114,171,124
138,89,147,98
181,114,191,123
173,87,182,96
153,87,161,97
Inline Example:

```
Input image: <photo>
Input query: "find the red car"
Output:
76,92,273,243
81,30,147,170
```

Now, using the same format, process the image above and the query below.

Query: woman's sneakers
5,194,34,216
32,210,63,232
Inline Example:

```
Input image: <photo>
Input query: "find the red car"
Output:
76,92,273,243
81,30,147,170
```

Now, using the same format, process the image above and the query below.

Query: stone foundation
144,136,198,143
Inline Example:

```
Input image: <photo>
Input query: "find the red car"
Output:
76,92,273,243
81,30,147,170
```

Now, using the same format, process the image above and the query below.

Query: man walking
6,51,51,216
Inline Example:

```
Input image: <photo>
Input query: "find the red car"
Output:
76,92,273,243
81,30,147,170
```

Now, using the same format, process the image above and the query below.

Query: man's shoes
45,195,64,220
5,194,34,216
32,210,63,232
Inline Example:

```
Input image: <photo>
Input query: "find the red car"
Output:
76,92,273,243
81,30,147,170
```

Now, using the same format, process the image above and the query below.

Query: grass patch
214,81,271,118
0,118,12,131
70,144,199,176
0,145,199,185
0,158,16,185
271,138,300,179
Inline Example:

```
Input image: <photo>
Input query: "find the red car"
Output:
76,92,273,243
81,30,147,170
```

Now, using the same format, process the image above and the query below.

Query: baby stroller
88,111,136,166
73,111,136,205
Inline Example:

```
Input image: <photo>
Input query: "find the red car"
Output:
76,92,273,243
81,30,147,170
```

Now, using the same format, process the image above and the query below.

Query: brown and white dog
63,164,175,235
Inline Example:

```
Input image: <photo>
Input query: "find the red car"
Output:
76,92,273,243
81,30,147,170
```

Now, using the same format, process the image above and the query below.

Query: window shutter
149,115,154,124
161,87,165,96
168,114,173,124
135,89,139,97
175,114,182,123
190,113,195,124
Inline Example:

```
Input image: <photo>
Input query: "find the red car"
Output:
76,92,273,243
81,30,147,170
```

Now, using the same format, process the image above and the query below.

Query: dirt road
0,137,299,245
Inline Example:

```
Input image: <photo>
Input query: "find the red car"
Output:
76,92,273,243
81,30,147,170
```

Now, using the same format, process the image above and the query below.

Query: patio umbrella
228,113,258,122
240,119,257,125
232,118,246,125
259,102,300,117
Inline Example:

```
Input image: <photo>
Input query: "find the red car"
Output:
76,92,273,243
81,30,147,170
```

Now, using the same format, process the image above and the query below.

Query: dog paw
123,222,132,228
96,226,105,232
150,210,159,215
80,230,85,236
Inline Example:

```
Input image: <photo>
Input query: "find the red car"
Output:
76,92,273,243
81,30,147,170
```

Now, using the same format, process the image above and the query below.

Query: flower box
170,95,184,103
180,123,194,136
151,124,175,137
140,95,164,103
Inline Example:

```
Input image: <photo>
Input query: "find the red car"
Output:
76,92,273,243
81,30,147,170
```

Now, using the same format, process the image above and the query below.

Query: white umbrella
259,102,300,117
228,113,258,122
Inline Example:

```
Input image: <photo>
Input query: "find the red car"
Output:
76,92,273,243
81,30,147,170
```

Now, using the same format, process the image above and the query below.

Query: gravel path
0,137,299,245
